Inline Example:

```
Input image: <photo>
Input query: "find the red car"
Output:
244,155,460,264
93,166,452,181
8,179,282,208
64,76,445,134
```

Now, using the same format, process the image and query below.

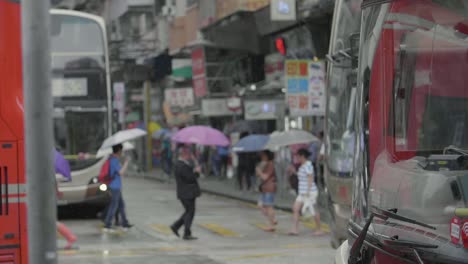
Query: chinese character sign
192,48,207,97
286,60,325,117
164,88,195,108
113,82,125,123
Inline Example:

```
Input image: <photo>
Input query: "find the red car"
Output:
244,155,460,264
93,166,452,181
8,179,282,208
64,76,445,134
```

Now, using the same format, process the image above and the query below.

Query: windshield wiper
372,206,436,230
349,206,436,264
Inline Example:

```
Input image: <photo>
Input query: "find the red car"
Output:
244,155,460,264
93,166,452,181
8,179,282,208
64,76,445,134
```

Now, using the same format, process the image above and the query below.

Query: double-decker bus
324,0,362,249
0,1,26,263
0,3,111,262
51,9,111,209
336,0,468,263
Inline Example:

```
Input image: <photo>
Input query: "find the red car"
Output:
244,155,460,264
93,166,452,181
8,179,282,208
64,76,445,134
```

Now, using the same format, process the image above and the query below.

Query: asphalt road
57,177,336,264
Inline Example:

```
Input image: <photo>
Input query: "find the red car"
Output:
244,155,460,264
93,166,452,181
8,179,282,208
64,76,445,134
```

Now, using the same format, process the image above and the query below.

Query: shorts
260,192,275,206
296,190,318,204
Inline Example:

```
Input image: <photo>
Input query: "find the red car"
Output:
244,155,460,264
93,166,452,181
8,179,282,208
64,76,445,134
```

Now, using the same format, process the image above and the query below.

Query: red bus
336,0,468,263
0,1,27,263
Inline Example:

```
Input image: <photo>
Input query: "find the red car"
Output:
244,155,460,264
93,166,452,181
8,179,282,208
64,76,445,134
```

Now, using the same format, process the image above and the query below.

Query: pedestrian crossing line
302,221,330,233
149,224,172,235
198,223,241,237
224,253,286,261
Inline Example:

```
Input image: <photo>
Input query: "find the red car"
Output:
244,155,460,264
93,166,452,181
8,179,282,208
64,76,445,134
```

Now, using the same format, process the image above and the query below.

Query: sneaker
102,227,116,234
121,224,133,232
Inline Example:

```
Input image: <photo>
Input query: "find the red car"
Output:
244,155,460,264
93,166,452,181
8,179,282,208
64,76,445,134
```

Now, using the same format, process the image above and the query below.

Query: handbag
289,173,298,193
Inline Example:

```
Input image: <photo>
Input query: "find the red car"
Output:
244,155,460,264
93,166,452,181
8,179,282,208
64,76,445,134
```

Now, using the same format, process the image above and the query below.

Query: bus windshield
390,2,468,153
51,12,109,170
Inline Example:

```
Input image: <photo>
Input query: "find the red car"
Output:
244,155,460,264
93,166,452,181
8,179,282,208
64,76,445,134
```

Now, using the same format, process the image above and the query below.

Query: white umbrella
99,128,147,150
96,142,135,158
265,130,319,150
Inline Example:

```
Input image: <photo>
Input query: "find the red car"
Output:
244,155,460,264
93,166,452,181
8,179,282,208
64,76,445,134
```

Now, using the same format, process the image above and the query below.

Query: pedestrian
170,146,201,240
217,145,229,177
308,131,324,188
288,148,324,236
55,185,77,249
53,149,77,249
256,150,277,232
161,138,172,176
103,143,133,232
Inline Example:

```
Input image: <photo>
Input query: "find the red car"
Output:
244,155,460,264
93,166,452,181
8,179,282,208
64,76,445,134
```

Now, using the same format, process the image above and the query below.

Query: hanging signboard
113,82,125,123
285,60,325,117
164,88,195,108
191,47,207,97
271,0,297,21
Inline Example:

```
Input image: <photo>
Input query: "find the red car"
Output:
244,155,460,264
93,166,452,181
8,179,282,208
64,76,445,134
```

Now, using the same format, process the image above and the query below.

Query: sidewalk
137,168,330,221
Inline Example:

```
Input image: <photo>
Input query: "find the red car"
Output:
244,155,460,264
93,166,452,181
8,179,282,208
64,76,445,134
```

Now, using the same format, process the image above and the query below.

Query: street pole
21,1,57,263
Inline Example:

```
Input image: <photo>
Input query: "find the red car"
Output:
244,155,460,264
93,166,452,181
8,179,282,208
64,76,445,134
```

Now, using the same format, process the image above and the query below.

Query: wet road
58,177,335,263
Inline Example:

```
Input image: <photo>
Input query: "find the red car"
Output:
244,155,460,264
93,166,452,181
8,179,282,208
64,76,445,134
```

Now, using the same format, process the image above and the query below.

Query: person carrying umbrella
103,144,133,232
170,146,201,240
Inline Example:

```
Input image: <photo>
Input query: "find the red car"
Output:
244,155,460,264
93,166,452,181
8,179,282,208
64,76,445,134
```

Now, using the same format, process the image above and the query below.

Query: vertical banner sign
192,47,207,97
285,60,325,117
113,82,125,123
308,62,326,116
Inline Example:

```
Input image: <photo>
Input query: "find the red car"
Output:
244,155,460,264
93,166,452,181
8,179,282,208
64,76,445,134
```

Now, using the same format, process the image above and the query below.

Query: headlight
99,184,107,192
88,177,99,184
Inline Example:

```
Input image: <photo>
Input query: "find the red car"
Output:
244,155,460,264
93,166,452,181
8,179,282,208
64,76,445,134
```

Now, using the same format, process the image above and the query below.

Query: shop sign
113,82,125,123
192,48,207,97
202,98,242,117
244,100,284,120
286,60,326,117
164,88,195,108
264,53,284,83
271,0,296,21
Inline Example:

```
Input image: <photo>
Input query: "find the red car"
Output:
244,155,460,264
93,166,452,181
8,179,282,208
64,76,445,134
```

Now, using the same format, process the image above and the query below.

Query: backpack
98,158,113,185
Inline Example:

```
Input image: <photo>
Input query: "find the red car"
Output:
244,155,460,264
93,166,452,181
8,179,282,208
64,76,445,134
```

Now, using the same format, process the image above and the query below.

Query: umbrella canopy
232,134,269,153
54,149,71,181
148,121,162,134
171,126,230,146
265,130,319,150
96,142,135,158
100,128,147,149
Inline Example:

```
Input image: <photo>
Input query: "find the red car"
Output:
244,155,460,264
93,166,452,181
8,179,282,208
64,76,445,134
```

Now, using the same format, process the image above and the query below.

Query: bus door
0,142,21,263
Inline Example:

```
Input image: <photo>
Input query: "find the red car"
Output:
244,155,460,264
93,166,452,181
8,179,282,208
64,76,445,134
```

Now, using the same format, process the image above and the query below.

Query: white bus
51,9,112,210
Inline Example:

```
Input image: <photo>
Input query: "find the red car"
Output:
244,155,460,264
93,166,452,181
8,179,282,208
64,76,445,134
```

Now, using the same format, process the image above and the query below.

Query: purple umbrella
54,149,71,181
171,126,230,146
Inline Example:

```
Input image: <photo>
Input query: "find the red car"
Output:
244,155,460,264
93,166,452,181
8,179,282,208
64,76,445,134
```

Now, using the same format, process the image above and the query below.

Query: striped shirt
297,161,317,194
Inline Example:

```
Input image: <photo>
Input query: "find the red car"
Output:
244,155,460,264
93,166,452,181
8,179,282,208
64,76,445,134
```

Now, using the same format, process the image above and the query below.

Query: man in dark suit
170,146,201,240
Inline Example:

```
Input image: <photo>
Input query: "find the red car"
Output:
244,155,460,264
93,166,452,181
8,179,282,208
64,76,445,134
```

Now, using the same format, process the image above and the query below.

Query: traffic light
275,37,287,55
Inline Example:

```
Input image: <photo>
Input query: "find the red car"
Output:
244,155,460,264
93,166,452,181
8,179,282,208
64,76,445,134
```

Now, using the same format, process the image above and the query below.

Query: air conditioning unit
162,5,176,17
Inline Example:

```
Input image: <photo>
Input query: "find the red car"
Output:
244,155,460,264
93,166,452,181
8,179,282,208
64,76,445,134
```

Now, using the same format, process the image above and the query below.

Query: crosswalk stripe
198,223,240,237
149,224,172,235
302,221,330,232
